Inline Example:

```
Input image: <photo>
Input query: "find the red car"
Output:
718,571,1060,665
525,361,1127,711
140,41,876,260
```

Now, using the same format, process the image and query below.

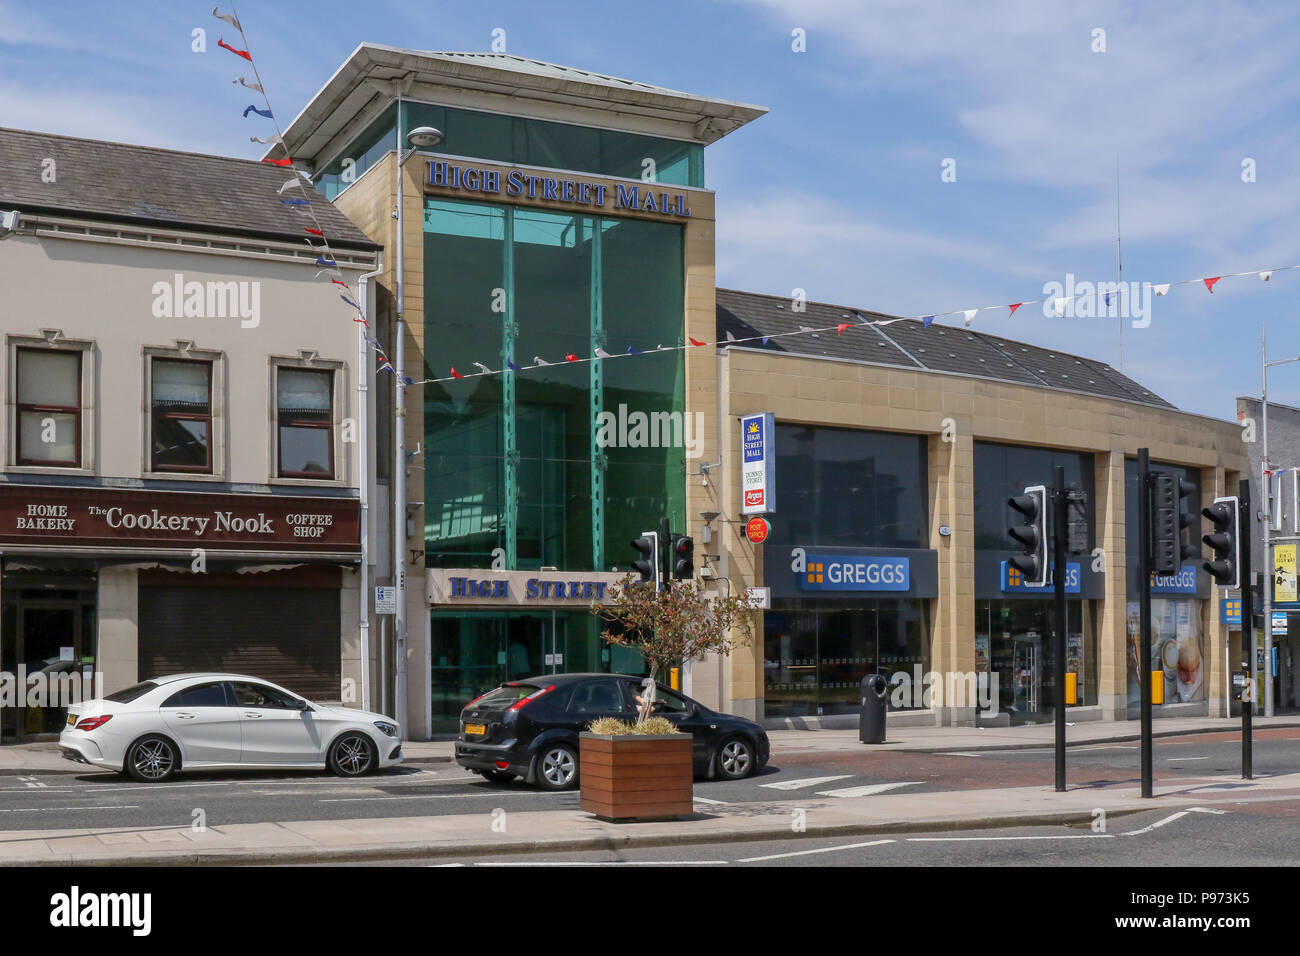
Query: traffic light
1066,487,1089,555
1151,473,1200,574
631,531,660,588
1202,496,1239,589
1008,485,1047,587
671,534,695,580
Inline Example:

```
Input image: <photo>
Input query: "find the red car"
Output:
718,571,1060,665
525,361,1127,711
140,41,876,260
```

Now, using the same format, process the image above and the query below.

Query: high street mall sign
0,485,359,554
427,160,694,218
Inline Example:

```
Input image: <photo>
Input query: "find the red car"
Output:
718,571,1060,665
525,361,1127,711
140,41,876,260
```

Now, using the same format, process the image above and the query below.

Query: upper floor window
16,347,81,466
277,368,333,478
151,358,212,473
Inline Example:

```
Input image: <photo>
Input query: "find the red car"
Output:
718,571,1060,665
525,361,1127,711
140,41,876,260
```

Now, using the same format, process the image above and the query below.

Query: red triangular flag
218,38,252,61
1008,303,1022,316
1203,276,1220,293
564,353,579,362
331,278,349,289
305,227,323,236
837,323,851,335
450,367,464,379
689,337,706,346
261,156,294,167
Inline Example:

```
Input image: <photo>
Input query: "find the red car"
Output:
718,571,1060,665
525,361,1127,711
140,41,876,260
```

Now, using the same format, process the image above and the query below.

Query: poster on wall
740,412,775,515
1275,543,1297,603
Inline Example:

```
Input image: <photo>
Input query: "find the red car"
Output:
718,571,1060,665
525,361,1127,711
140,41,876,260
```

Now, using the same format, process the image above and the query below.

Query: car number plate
66,714,76,727
464,723,486,736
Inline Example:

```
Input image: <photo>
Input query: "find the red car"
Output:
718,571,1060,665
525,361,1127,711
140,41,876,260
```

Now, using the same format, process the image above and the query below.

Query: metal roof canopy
275,44,769,171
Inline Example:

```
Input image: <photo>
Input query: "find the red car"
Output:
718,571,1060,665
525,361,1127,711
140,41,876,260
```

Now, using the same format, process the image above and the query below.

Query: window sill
4,464,95,478
268,475,349,489
141,470,225,483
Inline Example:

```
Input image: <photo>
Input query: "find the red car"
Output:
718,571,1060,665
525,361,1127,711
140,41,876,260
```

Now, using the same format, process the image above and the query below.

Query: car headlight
373,721,398,738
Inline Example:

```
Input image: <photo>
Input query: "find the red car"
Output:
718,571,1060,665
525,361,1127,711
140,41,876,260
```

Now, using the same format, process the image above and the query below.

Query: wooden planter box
579,732,694,821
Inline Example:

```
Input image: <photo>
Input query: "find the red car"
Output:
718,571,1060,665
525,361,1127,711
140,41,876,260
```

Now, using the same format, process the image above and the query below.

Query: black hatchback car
454,673,770,791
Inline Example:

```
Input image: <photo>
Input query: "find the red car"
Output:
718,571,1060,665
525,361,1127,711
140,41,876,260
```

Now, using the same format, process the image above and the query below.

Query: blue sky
4,0,1300,419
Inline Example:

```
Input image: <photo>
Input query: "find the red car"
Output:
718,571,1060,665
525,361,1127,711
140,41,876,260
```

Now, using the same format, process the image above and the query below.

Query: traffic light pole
1238,478,1253,780
1053,465,1067,792
1138,448,1154,798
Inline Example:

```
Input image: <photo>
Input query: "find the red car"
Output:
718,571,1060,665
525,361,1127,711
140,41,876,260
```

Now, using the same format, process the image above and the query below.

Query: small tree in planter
578,578,756,820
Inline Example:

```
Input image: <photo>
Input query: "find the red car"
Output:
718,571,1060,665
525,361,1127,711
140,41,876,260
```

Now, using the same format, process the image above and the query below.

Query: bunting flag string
211,3,380,378
206,13,1299,395
406,262,1299,386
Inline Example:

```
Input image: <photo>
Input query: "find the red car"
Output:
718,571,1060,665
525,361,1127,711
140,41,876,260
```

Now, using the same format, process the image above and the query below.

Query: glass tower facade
421,196,687,728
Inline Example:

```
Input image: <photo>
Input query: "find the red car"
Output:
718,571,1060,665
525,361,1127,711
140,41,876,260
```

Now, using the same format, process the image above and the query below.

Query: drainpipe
357,256,383,714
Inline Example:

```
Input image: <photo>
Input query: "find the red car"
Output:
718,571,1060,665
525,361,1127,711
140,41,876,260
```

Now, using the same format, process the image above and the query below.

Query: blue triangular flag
626,345,641,355
507,360,521,371
922,315,935,328
762,336,770,345
315,256,336,267
243,105,273,119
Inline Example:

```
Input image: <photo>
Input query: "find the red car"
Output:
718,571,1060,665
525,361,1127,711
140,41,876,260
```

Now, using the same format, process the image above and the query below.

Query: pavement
3,768,1297,866
1,713,1296,865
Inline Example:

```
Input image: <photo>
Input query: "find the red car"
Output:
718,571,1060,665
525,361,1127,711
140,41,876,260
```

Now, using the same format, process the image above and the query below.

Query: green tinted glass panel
423,197,685,572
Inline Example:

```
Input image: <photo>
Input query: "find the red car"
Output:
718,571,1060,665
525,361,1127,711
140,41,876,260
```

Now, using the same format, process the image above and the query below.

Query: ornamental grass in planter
581,578,757,822
579,718,693,821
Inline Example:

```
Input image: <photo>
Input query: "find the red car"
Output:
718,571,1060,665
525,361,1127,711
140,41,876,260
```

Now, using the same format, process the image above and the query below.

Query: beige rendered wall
722,347,1247,724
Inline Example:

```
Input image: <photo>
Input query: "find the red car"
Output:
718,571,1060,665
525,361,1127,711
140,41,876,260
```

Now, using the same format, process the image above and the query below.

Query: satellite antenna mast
1116,159,1124,374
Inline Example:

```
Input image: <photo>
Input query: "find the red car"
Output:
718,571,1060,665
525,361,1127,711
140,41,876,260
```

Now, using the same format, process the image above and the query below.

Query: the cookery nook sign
0,486,359,553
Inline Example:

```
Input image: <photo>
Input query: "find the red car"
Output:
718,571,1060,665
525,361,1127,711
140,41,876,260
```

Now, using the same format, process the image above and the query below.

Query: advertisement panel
1274,543,1297,603
740,412,775,515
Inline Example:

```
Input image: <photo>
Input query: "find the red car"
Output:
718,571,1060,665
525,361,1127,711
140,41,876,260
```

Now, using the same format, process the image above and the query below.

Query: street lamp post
392,109,444,737
1259,329,1297,719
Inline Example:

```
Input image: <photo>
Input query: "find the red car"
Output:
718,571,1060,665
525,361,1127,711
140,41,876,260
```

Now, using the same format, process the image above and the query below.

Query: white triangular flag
1051,296,1070,317
233,76,263,94
1260,271,1273,281
533,356,550,366
963,309,978,327
725,330,737,342
594,347,612,358
277,178,301,195
212,7,241,30
1153,283,1170,296
252,135,285,147
473,362,492,375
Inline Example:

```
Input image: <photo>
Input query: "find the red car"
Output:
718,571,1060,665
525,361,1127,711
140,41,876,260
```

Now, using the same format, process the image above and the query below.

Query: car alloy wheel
718,738,753,779
538,744,577,790
128,736,177,782
329,733,374,777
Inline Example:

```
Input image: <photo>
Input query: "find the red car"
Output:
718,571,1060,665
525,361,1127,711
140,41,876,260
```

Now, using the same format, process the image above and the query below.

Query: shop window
15,347,81,466
150,358,212,472
277,368,334,478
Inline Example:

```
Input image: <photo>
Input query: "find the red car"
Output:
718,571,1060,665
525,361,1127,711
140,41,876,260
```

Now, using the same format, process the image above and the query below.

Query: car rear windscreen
103,681,159,703
471,684,542,708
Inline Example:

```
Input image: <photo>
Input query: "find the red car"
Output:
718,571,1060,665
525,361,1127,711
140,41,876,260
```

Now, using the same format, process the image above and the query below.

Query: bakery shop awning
0,485,359,562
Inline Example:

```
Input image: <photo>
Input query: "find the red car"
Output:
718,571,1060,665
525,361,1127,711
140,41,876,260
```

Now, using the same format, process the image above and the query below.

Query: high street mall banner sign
0,485,359,555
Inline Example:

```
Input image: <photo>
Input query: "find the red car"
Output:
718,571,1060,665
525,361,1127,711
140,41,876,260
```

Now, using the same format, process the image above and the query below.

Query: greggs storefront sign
427,160,693,218
0,486,359,554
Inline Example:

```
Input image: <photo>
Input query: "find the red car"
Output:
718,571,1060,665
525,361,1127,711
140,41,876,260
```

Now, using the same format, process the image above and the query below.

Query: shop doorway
1,573,97,742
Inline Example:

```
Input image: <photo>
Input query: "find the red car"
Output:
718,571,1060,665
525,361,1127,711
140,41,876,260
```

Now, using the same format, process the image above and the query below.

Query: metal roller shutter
138,586,340,700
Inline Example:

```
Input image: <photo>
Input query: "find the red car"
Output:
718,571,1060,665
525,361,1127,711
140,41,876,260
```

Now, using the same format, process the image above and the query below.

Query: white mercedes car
59,673,403,782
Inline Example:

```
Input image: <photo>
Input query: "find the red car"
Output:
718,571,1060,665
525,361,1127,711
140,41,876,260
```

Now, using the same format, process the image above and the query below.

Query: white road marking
738,839,895,862
938,752,986,758
471,860,728,866
86,782,232,793
759,775,853,791
319,792,568,803
908,834,1113,841
692,796,729,805
816,782,922,797
18,776,47,789
1119,807,1225,836
0,805,140,813
1167,756,1209,761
